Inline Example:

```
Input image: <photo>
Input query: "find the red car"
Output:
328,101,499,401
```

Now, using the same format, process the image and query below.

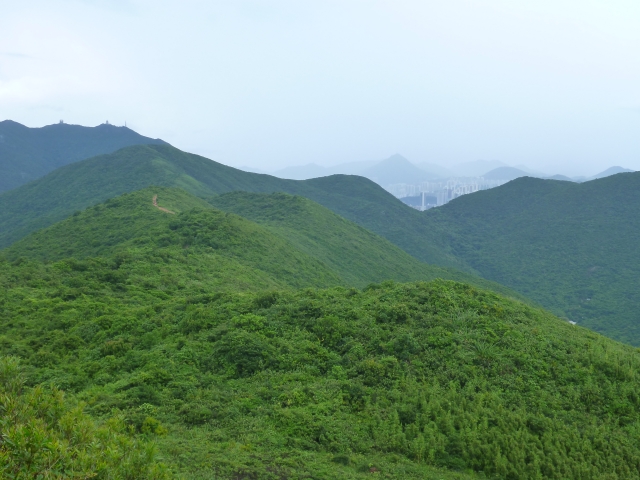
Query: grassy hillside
4,187,518,297
4,187,345,291
3,258,640,478
421,173,640,344
0,144,467,270
4,184,640,478
206,191,509,292
0,120,166,193
4,136,639,344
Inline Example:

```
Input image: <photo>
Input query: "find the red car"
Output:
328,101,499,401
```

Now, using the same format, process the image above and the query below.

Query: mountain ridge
421,172,640,344
0,120,167,193
4,186,522,298
0,143,469,271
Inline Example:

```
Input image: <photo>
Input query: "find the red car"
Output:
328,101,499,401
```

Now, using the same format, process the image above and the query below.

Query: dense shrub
0,357,169,479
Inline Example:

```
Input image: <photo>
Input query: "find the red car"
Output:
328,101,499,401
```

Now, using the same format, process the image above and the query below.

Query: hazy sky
1,1,639,175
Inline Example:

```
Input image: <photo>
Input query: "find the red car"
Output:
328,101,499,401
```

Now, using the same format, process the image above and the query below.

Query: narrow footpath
152,194,175,214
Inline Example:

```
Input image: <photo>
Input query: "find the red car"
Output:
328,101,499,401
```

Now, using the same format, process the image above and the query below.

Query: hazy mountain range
268,154,633,185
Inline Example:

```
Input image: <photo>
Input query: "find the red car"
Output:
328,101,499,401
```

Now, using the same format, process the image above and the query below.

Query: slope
206,191,525,296
3,268,640,478
208,191,444,286
5,186,344,291
421,172,640,344
0,144,468,270
0,120,166,193
4,187,520,298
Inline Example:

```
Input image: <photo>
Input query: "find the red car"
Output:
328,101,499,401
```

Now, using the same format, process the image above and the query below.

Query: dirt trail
152,194,175,214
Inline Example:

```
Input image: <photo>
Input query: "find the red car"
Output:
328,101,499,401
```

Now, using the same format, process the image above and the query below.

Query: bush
0,357,170,479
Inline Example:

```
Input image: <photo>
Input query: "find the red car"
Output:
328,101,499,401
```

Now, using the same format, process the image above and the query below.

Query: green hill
3,260,640,478
0,120,166,193
4,187,345,292
0,144,466,270
5,139,640,345
5,184,640,478
421,173,640,344
4,187,518,297
206,191,509,291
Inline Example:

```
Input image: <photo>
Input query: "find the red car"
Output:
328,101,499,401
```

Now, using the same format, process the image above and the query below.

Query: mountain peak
481,166,530,181
0,120,167,193
591,166,634,180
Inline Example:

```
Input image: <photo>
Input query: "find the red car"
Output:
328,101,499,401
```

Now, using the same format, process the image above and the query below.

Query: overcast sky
1,0,639,175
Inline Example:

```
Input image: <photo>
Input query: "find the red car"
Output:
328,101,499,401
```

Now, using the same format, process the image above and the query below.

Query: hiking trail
152,194,175,214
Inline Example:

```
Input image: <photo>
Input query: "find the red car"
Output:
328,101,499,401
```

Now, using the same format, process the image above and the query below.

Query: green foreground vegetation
3,187,640,478
0,357,169,479
3,264,640,478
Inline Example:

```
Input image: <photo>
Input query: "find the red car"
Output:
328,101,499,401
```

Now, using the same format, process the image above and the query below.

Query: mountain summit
0,120,167,193
361,154,441,184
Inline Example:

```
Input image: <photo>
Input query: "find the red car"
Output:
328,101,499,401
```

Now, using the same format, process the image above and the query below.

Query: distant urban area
385,178,508,210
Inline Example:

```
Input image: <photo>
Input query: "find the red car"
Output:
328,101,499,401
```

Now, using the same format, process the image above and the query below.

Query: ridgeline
0,120,166,193
421,173,640,344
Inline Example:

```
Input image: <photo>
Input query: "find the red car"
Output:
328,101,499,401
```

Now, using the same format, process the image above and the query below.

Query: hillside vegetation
3,251,640,478
0,357,169,479
0,144,466,270
422,173,640,344
4,187,516,295
3,185,640,478
4,187,345,291
4,130,639,345
207,191,517,294
0,120,166,193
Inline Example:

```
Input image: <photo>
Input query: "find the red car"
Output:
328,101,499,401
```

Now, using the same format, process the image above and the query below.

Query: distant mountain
272,163,331,180
514,164,548,177
330,159,380,175
545,174,574,182
590,166,634,180
273,157,454,184
422,172,640,345
450,159,506,177
272,159,381,180
0,120,166,193
415,162,453,179
482,166,531,181
360,154,440,184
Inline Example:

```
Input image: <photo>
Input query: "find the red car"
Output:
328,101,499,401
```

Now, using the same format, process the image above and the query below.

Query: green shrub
0,357,170,479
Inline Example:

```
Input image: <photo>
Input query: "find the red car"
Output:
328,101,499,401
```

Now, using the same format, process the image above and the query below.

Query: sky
1,0,639,176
